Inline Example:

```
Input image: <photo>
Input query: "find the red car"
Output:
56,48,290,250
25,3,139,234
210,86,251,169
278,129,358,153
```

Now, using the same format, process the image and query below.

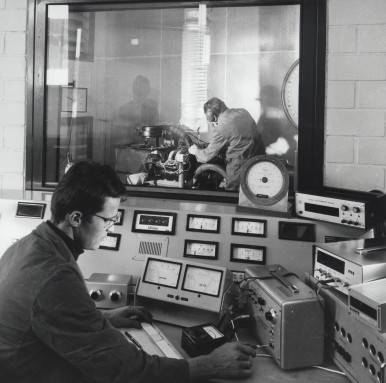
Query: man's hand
187,342,256,381
103,306,153,328
188,144,198,156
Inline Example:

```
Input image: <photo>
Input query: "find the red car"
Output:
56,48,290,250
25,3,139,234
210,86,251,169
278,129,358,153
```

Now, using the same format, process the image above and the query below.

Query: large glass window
28,0,324,202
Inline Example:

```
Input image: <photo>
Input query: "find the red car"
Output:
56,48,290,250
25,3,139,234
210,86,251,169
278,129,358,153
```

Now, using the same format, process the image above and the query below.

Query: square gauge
232,218,267,237
99,233,121,251
186,214,220,233
230,244,266,264
132,210,176,235
184,240,219,260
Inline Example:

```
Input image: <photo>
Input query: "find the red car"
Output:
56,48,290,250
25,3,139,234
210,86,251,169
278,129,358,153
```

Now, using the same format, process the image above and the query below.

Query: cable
230,319,239,341
219,280,234,315
253,344,270,350
312,365,346,376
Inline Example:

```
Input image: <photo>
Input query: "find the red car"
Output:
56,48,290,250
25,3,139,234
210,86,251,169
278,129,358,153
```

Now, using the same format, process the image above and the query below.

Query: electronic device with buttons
245,264,324,370
86,273,134,309
306,273,386,383
348,278,386,333
135,255,233,327
296,191,386,229
313,238,386,295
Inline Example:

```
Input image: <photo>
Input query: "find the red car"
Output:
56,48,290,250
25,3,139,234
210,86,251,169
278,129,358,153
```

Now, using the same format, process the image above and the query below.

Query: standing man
0,161,255,383
189,97,265,191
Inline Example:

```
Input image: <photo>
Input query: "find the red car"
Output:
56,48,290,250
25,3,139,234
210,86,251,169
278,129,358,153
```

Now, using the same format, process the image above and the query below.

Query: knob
341,205,349,211
353,207,361,213
258,297,266,306
90,289,103,302
109,290,122,302
265,309,277,323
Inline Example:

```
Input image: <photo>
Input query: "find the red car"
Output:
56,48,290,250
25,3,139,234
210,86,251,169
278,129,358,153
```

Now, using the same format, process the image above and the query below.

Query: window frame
26,0,327,204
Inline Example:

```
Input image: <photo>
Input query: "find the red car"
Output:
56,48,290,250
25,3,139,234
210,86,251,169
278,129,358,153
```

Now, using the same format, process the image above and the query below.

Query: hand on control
188,145,198,156
103,306,153,328
188,342,256,380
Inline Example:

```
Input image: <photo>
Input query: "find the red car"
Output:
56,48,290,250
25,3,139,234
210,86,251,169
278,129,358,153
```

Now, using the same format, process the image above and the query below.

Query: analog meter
232,218,267,237
230,244,266,265
186,214,220,233
239,156,289,211
184,240,219,260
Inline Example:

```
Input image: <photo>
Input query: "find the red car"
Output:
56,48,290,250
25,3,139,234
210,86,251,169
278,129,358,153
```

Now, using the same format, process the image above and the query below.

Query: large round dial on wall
239,155,290,208
281,59,299,128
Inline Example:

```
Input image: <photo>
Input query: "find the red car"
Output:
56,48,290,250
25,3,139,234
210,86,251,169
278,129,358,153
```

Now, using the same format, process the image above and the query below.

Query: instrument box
246,264,324,369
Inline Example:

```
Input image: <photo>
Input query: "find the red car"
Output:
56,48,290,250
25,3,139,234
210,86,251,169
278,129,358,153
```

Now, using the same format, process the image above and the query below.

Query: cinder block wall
0,0,26,191
325,0,386,192
0,0,384,193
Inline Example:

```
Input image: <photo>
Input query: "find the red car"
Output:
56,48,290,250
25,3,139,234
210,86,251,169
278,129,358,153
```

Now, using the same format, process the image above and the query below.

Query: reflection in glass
45,2,299,194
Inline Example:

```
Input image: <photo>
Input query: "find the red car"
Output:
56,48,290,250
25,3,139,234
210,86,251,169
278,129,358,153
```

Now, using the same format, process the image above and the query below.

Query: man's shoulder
220,107,250,120
12,222,74,266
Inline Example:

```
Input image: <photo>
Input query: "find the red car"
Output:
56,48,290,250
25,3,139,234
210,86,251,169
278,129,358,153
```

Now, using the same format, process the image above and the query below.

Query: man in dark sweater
0,161,255,383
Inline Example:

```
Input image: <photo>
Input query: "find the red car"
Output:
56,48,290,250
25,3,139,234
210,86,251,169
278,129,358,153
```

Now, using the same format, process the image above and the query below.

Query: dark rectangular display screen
350,296,377,321
16,202,46,218
316,249,345,274
305,203,339,217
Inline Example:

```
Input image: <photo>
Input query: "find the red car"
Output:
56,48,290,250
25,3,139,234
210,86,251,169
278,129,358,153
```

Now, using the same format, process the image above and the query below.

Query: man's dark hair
51,161,126,224
203,97,228,116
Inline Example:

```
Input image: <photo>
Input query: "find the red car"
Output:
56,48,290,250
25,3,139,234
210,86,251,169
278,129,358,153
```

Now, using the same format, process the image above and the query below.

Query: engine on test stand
136,125,226,190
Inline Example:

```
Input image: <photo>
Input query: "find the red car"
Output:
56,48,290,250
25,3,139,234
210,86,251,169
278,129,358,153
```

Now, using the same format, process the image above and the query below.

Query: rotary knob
352,207,361,213
90,289,103,302
265,309,277,324
109,290,122,302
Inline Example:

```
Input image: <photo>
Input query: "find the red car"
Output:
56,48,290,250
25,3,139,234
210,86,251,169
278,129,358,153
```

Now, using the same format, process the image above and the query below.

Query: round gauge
240,156,289,206
281,59,299,128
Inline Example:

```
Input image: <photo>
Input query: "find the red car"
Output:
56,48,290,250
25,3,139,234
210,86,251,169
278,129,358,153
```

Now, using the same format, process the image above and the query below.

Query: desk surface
156,322,350,383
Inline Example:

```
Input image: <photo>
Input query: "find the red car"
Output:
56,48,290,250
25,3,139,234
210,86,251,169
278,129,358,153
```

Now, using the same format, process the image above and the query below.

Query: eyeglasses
91,214,120,228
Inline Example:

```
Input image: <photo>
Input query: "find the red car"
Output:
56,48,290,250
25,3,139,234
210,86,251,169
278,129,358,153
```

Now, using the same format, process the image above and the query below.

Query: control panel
0,193,365,285
136,255,233,327
86,273,134,309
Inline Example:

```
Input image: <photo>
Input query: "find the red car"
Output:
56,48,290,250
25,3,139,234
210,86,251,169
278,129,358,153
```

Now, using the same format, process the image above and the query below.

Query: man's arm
103,305,153,328
31,265,189,383
194,128,227,163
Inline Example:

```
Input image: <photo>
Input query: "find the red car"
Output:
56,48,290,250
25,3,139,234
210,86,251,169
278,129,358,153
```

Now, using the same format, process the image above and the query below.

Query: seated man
189,97,265,191
0,160,256,383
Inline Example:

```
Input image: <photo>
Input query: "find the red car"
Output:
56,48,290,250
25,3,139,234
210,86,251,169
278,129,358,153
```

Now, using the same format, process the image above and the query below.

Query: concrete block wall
0,0,384,193
325,0,386,192
0,0,27,191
